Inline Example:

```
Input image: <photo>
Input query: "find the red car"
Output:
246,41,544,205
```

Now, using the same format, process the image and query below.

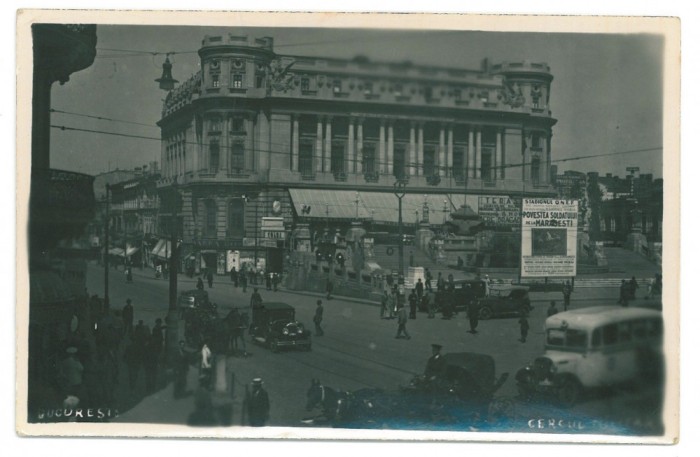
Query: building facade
156,33,557,274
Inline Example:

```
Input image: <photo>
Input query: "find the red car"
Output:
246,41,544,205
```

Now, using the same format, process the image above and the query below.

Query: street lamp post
166,179,180,366
393,180,407,284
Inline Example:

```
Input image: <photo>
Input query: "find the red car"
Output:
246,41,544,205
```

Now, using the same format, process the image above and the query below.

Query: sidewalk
124,263,635,309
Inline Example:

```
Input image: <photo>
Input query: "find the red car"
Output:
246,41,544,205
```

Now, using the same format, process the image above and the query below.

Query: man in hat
250,288,263,309
395,304,411,339
245,377,270,426
562,280,573,311
467,299,480,334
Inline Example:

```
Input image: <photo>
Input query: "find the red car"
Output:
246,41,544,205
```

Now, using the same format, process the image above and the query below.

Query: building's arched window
209,139,220,173
204,200,217,238
228,199,245,238
531,157,541,186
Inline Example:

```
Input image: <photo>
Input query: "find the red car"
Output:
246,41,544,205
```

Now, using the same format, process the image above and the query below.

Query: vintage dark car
419,279,488,313
249,302,312,352
476,285,532,319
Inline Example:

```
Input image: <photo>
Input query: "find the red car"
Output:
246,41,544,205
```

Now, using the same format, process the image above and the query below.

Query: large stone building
156,33,557,275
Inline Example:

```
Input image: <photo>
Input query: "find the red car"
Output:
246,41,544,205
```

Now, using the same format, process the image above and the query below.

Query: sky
47,22,666,179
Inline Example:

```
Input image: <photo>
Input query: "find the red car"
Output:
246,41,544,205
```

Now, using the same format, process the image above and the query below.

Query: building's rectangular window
228,199,245,238
393,83,403,97
212,74,220,88
363,82,373,95
363,144,376,174
482,151,494,181
204,200,217,238
452,146,464,179
255,63,265,89
231,142,245,173
299,142,314,175
231,117,245,134
393,146,406,179
424,146,436,176
301,77,310,92
231,73,243,88
210,117,222,132
531,133,542,149
331,143,345,174
333,79,342,94
530,157,540,186
209,140,220,173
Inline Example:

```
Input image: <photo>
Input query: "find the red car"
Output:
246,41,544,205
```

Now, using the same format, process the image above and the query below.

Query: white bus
515,306,663,406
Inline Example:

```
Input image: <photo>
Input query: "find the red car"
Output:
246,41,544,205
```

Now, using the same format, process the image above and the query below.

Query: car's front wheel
478,306,493,320
556,376,582,407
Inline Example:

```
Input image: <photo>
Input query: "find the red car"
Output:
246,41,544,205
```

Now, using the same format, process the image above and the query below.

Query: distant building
587,171,663,244
553,168,587,199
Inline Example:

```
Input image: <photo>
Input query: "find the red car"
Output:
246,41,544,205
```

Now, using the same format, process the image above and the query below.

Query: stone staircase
369,244,445,276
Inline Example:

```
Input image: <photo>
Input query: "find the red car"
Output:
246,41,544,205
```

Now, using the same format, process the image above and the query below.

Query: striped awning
289,188,458,225
151,239,172,260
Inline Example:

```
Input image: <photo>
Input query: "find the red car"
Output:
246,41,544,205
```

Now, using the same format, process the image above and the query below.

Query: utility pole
166,179,180,366
394,180,406,284
104,184,110,309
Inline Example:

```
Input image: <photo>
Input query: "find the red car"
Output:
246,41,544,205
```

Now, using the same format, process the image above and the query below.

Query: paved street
88,263,663,434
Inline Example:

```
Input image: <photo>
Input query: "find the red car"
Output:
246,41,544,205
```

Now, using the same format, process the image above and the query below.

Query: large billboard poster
521,199,578,277
477,195,521,228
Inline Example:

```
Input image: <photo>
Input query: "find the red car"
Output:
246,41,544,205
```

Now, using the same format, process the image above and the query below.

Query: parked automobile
515,306,663,406
249,302,312,352
419,279,488,313
476,285,531,319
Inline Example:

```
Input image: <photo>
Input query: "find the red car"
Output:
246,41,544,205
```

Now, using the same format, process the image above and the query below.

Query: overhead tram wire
50,108,159,129
93,30,470,60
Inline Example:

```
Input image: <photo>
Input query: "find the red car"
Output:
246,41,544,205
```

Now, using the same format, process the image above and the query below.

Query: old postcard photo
15,10,680,443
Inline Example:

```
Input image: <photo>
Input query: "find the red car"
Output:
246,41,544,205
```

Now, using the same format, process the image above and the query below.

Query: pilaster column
387,121,394,176
467,128,474,178
356,120,364,174
438,126,445,177
417,123,424,176
189,131,198,174
495,128,502,180
379,121,386,173
409,123,416,176
221,120,229,173
546,134,552,184
315,117,323,173
292,115,299,171
347,118,355,173
475,128,482,179
324,117,332,173
447,125,454,178
245,116,254,172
